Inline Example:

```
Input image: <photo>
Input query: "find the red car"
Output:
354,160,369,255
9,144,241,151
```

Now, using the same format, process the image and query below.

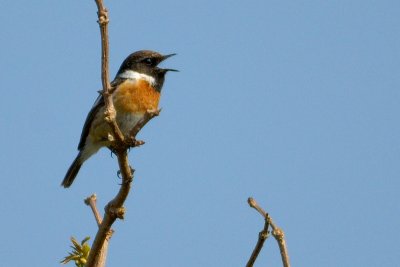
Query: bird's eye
143,58,154,66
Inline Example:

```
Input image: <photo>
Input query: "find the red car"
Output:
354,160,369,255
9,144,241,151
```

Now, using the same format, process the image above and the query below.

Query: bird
62,50,176,188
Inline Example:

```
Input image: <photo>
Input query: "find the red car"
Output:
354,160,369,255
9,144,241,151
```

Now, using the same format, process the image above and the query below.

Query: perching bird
62,50,176,188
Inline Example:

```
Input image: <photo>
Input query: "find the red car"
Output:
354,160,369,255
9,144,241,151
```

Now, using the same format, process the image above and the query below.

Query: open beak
161,53,178,72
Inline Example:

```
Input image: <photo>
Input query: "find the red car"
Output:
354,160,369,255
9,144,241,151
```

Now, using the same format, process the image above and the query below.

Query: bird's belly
87,110,144,146
116,112,144,135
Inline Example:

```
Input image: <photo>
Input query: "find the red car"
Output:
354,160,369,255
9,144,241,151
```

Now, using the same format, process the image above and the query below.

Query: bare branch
84,194,113,267
85,1,130,266
246,214,270,267
94,0,124,143
247,197,291,267
86,150,132,267
270,224,290,267
85,194,103,226
248,197,267,218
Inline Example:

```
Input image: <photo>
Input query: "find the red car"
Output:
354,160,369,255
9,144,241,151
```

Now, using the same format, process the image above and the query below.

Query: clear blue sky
1,0,399,266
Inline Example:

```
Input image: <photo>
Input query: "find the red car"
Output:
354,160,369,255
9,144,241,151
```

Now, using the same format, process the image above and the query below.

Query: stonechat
62,50,176,188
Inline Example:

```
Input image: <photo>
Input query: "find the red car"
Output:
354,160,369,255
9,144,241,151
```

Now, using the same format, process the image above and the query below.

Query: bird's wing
77,79,122,150
77,94,105,150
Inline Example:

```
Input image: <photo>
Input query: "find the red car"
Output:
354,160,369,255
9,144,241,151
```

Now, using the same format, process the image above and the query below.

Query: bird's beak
161,53,178,72
162,53,177,61
163,68,179,72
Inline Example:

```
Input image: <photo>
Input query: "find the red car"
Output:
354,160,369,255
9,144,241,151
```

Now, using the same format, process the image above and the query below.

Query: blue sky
1,0,399,266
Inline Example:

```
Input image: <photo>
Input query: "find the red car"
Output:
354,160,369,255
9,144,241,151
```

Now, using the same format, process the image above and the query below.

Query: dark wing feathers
77,95,104,150
77,79,122,150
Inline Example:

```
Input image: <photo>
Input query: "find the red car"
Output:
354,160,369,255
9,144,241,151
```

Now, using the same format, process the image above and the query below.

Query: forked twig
84,195,113,267
247,197,290,267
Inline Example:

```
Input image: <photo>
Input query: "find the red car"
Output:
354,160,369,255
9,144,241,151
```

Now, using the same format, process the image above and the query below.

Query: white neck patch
118,70,156,85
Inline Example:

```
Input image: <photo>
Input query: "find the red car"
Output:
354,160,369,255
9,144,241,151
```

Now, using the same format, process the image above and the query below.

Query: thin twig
85,194,103,226
85,1,117,265
84,194,112,267
86,150,132,267
94,0,124,143
248,197,267,218
270,223,290,267
246,214,270,267
247,197,290,267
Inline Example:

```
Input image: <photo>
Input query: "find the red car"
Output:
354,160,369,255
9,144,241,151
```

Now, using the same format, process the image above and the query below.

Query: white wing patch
118,70,155,86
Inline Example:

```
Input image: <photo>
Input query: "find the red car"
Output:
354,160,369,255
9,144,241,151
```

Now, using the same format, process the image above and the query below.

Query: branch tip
84,194,97,205
248,197,256,208
247,197,267,218
246,197,290,267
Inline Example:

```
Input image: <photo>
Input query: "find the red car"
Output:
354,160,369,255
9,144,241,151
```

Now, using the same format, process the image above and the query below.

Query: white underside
80,142,102,162
117,112,143,134
80,112,143,162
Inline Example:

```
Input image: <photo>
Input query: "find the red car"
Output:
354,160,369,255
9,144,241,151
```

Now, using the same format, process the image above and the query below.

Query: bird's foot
126,136,145,148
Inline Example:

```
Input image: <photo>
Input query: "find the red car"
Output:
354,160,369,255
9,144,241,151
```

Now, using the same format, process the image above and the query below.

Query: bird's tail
62,152,83,188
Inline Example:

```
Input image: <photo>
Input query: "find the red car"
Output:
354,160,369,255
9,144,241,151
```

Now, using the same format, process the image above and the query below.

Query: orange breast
113,79,160,114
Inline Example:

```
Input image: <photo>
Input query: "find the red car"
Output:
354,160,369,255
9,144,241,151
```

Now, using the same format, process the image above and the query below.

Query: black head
115,50,177,91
